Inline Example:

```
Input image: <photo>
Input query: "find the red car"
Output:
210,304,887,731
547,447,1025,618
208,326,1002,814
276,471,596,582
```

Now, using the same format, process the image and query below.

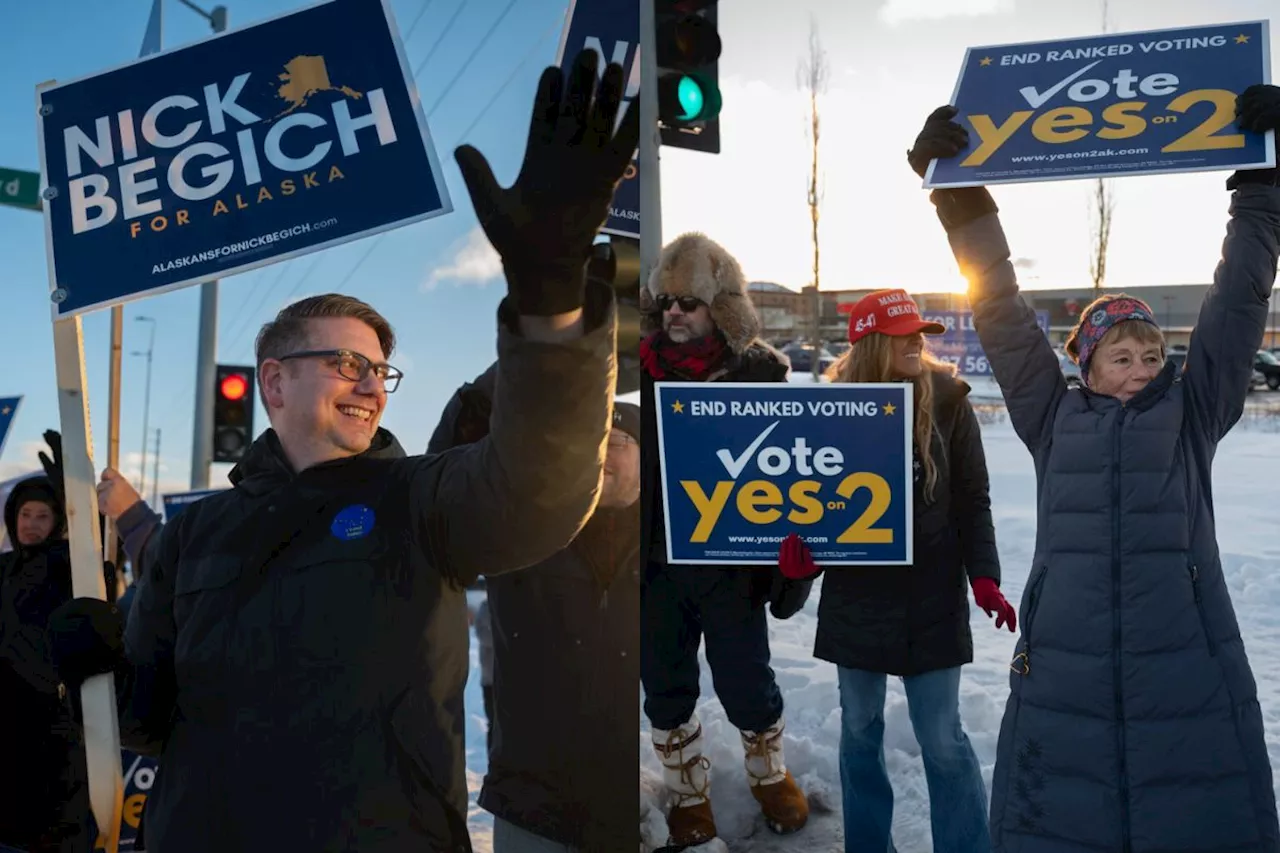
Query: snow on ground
464,588,495,853
638,407,1280,853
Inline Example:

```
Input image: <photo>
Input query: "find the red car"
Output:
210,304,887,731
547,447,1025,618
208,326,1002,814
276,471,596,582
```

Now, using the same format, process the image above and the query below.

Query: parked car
1254,350,1280,390
1056,349,1081,385
782,343,837,375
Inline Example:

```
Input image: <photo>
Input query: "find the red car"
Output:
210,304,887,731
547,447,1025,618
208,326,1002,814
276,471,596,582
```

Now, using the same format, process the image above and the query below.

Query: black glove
908,106,1000,230
38,429,65,501
454,49,640,317
1227,84,1280,190
908,105,971,179
48,597,125,687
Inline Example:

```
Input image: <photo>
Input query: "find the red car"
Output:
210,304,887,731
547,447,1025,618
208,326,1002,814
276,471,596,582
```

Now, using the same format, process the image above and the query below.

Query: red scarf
640,331,729,381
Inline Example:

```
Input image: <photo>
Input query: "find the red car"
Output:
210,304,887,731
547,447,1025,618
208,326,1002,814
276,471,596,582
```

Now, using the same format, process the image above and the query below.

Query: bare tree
797,18,829,377
1089,179,1114,294
1090,0,1116,294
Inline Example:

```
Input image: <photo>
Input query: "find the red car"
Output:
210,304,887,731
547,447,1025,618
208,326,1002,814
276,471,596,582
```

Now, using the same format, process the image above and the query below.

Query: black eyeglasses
277,349,404,393
656,294,704,313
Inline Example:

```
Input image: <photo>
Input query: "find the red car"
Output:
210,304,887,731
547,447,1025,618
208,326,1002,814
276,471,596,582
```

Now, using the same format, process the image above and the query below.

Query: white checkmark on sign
1018,60,1104,109
716,420,781,479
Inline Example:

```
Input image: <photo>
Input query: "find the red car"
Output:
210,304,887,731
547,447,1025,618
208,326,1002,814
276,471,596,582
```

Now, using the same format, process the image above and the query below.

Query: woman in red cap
785,287,1014,853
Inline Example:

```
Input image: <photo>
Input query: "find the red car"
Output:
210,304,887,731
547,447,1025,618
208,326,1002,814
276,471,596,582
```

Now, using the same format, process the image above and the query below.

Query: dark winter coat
946,184,1280,853
113,288,617,853
426,365,639,853
814,370,1000,676
640,342,813,618
0,478,91,852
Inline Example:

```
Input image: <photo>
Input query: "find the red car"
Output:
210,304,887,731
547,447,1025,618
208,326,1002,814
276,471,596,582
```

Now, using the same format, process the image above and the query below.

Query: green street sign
0,167,41,211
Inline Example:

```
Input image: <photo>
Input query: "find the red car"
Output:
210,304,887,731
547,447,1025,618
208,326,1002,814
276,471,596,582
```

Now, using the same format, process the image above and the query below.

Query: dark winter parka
945,184,1280,853
0,478,91,851
426,364,640,853
113,289,616,853
640,344,813,618
814,369,1000,677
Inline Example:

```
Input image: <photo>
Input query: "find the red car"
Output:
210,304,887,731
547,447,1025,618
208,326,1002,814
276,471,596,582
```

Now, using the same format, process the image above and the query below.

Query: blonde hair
825,335,955,502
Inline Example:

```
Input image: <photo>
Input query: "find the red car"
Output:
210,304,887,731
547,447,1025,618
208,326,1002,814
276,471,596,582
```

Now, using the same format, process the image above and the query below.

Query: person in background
0,449,91,853
784,287,1013,853
639,233,812,846
430,374,642,852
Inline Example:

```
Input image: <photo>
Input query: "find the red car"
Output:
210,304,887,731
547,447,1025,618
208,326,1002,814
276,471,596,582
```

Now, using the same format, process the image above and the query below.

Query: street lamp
133,316,157,500
175,0,229,490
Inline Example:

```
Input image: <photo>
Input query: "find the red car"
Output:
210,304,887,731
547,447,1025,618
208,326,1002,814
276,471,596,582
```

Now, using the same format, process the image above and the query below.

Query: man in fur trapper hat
639,232,812,846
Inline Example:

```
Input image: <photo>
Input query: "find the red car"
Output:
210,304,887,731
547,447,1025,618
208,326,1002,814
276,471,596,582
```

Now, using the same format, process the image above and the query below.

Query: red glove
971,577,1016,632
779,533,821,580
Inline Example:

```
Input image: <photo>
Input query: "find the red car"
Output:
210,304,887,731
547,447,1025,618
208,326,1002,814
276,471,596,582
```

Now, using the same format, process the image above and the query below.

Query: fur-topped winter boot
742,716,809,834
652,713,717,846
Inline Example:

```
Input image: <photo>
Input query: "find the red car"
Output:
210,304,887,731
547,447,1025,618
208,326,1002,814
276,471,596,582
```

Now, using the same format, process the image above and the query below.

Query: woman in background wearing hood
0,474,93,853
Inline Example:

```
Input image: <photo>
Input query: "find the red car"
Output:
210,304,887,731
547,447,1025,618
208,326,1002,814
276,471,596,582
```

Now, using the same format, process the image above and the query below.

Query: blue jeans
837,666,989,853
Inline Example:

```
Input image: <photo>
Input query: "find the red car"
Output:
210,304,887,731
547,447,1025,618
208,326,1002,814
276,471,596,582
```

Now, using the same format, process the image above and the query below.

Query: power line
401,0,437,43
425,0,520,116
412,0,469,80
453,14,561,146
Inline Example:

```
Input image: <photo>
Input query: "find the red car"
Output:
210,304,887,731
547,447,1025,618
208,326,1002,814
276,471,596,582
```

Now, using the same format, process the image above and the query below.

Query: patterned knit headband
1074,296,1159,384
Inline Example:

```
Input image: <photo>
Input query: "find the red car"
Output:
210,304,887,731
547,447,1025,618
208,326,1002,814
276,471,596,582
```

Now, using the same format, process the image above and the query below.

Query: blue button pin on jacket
331,505,375,541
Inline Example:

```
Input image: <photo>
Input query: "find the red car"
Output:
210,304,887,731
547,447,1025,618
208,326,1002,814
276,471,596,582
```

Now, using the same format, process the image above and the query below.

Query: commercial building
750,282,1280,350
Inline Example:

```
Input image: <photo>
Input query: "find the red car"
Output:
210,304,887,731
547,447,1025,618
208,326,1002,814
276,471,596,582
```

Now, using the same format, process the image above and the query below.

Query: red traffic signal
213,364,255,463
219,373,249,401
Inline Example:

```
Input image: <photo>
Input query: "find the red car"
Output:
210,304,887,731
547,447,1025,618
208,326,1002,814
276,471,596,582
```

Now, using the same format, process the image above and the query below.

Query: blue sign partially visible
0,396,20,460
162,488,226,521
91,749,157,852
555,0,638,238
654,382,913,566
925,21,1275,188
36,0,452,318
923,309,1049,376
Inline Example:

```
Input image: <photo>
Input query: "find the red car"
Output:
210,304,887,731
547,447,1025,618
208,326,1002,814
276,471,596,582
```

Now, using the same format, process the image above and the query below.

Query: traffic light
588,238,641,395
655,0,721,154
213,364,255,463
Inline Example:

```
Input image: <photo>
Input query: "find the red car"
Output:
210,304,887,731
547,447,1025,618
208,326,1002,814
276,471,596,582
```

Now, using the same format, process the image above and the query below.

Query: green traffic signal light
677,76,704,120
658,71,722,124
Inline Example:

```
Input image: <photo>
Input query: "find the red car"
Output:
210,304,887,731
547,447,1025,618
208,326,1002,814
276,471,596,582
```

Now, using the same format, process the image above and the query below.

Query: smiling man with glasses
46,49,637,853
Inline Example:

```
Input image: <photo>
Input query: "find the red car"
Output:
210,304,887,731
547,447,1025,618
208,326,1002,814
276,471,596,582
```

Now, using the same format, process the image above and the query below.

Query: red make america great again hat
846,289,945,345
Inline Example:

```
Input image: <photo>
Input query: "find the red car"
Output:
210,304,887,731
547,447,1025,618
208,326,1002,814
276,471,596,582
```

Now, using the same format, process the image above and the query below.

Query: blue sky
1,0,1277,496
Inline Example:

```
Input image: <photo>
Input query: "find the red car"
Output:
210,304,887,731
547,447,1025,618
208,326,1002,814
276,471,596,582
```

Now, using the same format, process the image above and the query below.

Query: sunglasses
656,294,704,313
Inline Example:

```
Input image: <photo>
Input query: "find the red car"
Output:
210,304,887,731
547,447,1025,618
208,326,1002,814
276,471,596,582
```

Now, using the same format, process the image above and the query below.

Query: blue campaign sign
0,396,20,460
36,0,452,318
654,383,914,566
92,750,157,852
162,488,226,521
555,0,639,238
926,21,1275,188
923,309,1049,376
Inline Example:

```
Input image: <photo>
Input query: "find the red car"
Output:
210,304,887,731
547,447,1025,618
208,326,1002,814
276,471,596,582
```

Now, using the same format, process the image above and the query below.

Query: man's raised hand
454,49,640,318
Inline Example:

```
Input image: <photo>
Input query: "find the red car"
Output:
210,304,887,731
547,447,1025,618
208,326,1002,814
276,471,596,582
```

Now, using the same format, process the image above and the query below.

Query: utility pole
132,316,157,500
638,0,662,290
179,0,229,489
151,429,162,508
